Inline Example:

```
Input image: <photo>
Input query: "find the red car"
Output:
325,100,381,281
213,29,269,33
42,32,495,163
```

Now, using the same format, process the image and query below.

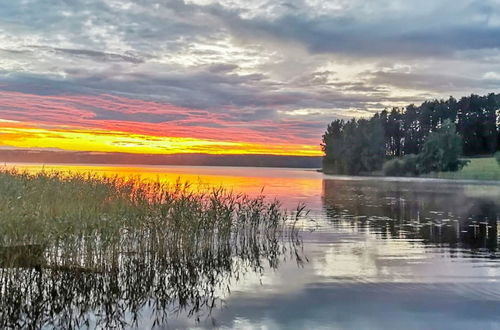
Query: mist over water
2,164,499,329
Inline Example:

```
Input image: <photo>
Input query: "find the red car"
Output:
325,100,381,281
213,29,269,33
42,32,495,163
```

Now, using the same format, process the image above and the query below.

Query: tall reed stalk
0,169,304,329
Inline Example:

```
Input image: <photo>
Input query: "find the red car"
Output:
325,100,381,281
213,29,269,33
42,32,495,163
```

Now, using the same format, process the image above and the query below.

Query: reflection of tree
322,179,499,253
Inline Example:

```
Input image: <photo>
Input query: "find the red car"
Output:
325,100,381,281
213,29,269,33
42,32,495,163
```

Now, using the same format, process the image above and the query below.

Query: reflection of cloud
213,279,500,330
213,236,500,329
312,239,428,280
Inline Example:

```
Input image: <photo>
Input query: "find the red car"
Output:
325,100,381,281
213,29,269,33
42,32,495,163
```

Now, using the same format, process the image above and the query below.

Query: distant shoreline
0,149,322,169
1,161,322,171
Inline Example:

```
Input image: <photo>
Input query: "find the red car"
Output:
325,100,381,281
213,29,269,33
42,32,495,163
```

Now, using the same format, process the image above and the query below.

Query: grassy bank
422,157,500,181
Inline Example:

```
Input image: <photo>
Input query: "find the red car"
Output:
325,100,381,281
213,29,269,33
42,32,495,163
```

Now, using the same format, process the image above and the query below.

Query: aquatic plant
0,169,304,329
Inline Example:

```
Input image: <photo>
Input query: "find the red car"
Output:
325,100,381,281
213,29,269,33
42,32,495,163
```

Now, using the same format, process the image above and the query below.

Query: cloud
49,47,145,64
198,0,500,56
1,0,500,155
369,71,500,93
0,91,323,146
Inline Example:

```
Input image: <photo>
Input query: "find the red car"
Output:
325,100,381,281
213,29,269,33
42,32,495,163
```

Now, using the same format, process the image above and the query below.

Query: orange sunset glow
0,91,322,157
2,1,500,329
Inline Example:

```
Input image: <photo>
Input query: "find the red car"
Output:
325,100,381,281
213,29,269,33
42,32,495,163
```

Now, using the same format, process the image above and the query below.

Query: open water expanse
2,163,500,329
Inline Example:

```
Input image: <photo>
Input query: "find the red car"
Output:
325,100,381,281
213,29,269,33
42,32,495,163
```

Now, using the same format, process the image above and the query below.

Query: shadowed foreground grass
0,169,304,329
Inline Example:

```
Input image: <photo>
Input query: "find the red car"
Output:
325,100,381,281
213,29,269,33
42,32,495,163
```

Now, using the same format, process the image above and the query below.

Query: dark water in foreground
2,164,500,329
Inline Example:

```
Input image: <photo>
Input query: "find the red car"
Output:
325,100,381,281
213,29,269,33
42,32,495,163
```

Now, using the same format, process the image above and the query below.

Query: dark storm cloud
201,0,500,58
217,14,500,58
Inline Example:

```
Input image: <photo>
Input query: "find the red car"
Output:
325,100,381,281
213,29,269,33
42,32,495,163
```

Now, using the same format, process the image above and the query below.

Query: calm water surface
3,163,500,329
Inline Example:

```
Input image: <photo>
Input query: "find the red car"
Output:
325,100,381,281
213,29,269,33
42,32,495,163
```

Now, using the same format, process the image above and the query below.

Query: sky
1,0,500,156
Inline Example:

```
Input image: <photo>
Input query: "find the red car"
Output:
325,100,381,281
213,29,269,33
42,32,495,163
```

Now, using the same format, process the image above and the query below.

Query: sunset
0,1,499,329
0,91,322,156
2,1,500,160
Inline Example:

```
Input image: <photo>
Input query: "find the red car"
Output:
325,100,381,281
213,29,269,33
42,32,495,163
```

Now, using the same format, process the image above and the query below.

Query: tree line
322,93,500,175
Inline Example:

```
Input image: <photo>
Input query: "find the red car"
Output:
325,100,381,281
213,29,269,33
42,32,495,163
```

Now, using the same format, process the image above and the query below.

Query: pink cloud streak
0,91,322,147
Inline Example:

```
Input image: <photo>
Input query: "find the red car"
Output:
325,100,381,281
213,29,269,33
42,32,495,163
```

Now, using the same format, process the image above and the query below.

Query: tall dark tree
321,119,343,172
456,93,499,155
321,117,385,175
323,92,500,175
417,120,468,173
381,108,403,157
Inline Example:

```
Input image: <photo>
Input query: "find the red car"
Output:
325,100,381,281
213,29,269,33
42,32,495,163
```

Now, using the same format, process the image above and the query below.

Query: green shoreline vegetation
422,156,500,181
321,157,500,181
0,169,303,329
322,93,500,180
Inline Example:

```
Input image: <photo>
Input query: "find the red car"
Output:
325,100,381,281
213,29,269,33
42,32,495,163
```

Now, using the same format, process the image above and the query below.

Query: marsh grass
0,169,304,329
0,169,301,244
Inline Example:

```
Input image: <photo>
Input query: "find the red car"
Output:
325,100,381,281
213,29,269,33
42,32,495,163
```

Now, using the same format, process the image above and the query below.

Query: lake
2,163,500,329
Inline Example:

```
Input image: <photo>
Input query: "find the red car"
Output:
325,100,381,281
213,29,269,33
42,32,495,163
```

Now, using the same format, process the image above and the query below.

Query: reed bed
0,169,302,244
0,169,304,329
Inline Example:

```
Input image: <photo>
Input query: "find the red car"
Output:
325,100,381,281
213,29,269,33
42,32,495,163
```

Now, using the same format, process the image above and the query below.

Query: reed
0,169,304,329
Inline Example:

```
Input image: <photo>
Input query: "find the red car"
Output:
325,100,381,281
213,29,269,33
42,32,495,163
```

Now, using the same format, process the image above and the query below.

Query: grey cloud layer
218,1,500,57
1,0,499,129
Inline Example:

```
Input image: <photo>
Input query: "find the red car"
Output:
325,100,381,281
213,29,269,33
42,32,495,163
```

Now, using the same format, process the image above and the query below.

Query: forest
322,93,500,175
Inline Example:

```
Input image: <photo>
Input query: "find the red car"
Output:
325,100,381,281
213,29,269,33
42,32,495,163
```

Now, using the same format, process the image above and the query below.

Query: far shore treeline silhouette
322,93,500,175
0,150,322,168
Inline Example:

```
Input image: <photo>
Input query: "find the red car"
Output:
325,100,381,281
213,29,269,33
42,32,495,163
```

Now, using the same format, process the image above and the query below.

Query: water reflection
1,164,499,329
0,229,303,329
322,179,500,256
0,169,304,329
3,163,323,208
